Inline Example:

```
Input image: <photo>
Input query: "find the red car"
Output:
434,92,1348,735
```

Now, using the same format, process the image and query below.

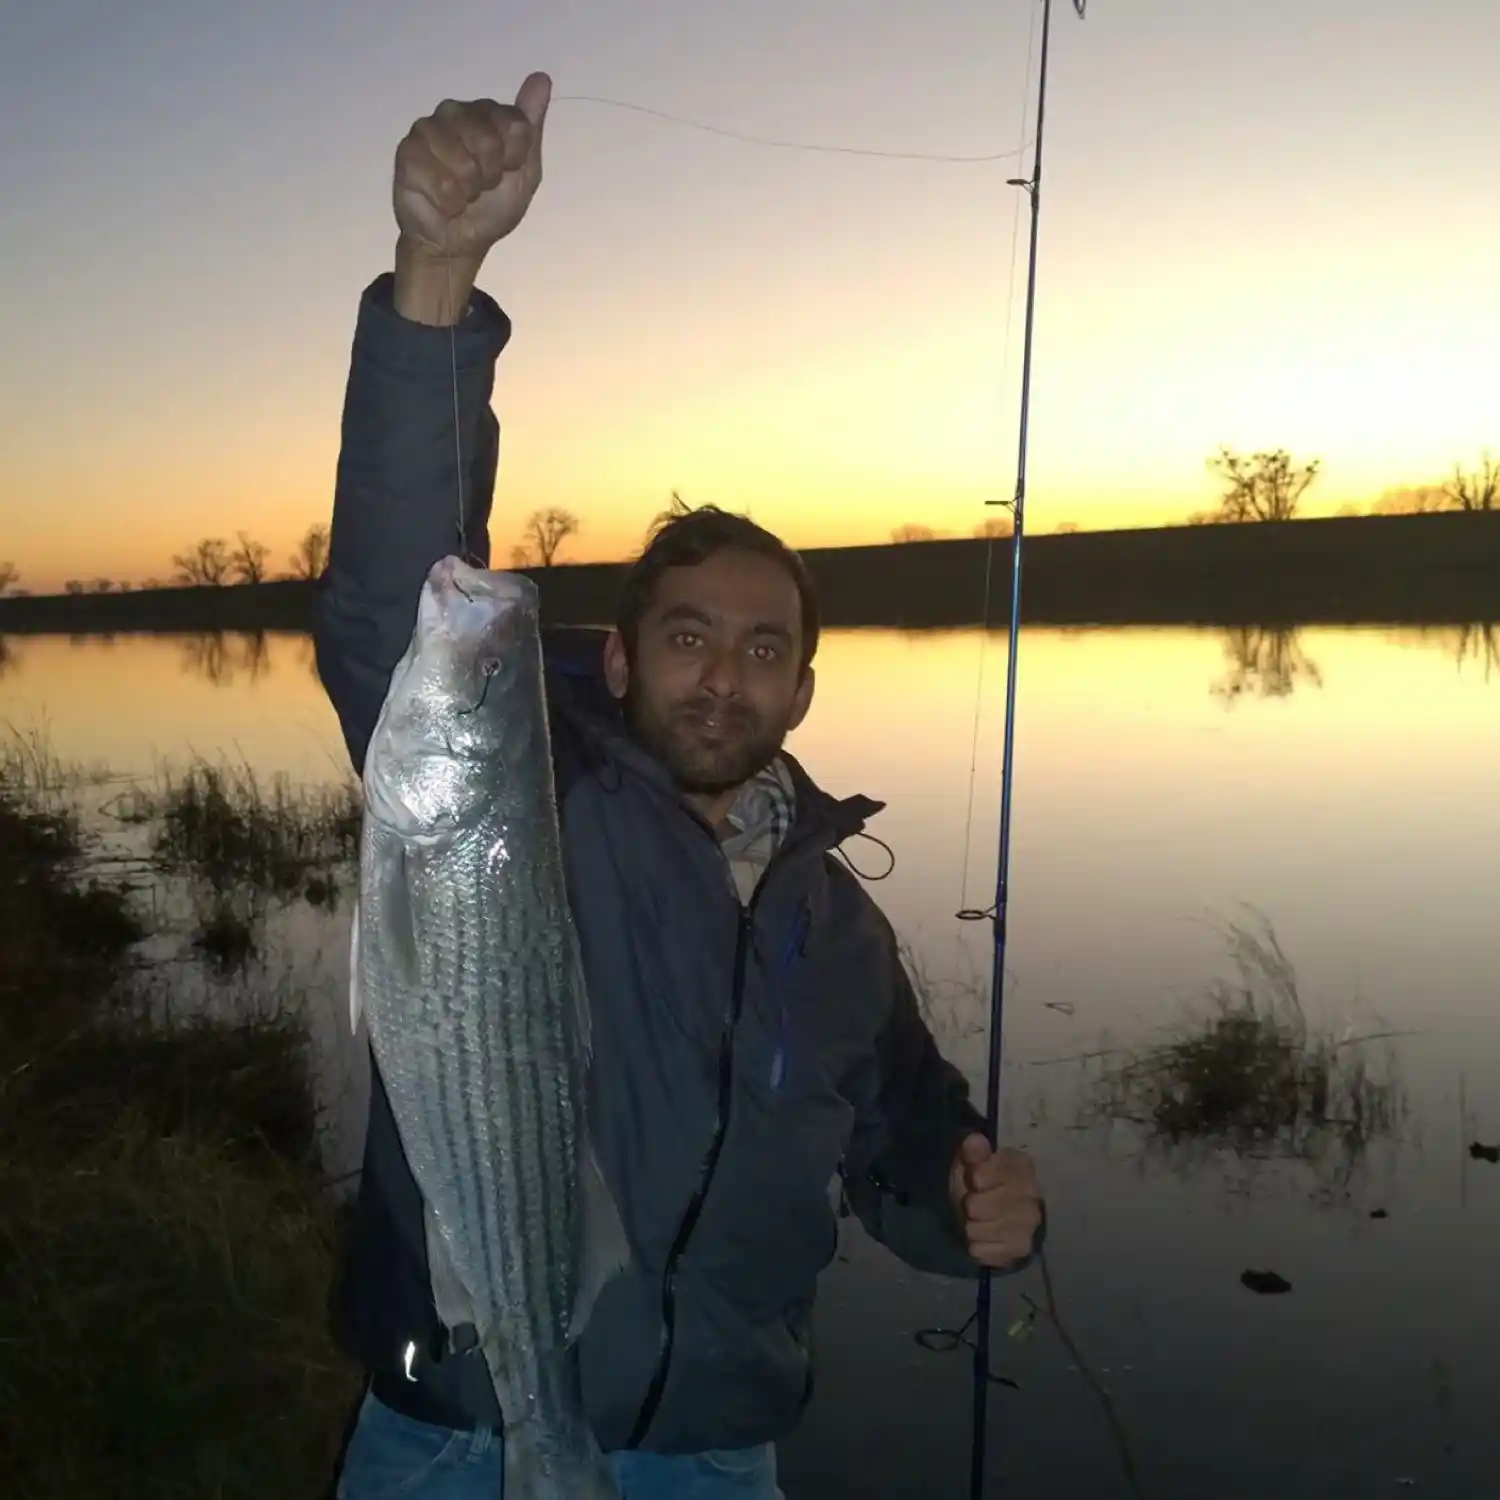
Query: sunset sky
2,0,1496,594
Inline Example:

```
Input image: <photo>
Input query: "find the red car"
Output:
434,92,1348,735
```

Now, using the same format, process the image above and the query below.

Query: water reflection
179,631,270,687
1210,626,1323,705
3,623,1499,1496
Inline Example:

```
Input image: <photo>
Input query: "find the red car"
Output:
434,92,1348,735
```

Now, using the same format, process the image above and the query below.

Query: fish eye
480,657,501,677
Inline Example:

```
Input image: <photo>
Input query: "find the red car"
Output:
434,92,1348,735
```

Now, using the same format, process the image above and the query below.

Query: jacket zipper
623,829,819,1448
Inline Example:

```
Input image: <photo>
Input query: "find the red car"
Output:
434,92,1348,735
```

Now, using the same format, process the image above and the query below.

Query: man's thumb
959,1132,992,1166
515,71,552,132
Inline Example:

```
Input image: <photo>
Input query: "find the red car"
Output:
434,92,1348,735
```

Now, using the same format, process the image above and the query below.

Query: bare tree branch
287,523,330,581
1206,447,1321,523
230,531,271,585
171,538,233,587
520,507,580,567
1443,451,1499,512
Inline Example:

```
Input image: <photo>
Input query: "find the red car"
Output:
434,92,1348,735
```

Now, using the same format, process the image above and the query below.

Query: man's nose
699,646,743,696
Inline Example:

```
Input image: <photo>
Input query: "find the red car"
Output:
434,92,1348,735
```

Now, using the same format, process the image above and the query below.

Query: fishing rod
964,1,1086,1495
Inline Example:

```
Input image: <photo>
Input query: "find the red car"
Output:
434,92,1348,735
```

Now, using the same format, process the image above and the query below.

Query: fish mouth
422,558,538,653
426,555,484,603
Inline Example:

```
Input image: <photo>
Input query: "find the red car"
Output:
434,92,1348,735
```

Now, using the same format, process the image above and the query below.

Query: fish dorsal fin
568,1127,631,1343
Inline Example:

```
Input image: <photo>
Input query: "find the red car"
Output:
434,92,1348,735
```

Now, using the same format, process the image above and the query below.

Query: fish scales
353,557,625,1497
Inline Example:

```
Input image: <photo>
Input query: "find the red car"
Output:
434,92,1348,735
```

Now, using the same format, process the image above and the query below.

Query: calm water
3,621,1498,1498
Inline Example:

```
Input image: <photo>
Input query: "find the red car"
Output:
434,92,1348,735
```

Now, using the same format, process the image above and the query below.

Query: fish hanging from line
352,555,629,1498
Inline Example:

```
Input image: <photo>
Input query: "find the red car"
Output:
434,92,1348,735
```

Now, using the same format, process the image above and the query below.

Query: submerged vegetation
1082,912,1408,1200
106,756,360,973
0,730,361,1497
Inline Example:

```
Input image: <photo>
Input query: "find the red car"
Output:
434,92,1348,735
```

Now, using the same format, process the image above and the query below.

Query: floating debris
1468,1141,1499,1164
1240,1269,1292,1295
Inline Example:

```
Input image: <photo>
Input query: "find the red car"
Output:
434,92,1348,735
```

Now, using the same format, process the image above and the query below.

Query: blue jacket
313,273,1020,1455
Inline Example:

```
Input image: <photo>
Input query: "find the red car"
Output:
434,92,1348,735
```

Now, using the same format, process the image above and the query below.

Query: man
314,72,1045,1500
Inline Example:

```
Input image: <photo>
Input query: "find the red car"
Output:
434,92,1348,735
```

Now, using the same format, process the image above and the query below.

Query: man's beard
623,686,788,797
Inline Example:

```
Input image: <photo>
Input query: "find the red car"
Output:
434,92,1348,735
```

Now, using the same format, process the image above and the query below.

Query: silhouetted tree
1052,520,1080,534
973,517,1013,540
1205,447,1320,523
508,545,531,569
89,579,114,593
891,524,941,543
519,507,580,567
230,531,271,585
0,562,18,596
1443,452,1498,512
288,523,330,580
64,580,85,595
172,537,232,586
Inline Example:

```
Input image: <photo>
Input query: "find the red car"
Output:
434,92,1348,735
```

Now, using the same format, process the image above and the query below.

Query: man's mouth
678,704,751,740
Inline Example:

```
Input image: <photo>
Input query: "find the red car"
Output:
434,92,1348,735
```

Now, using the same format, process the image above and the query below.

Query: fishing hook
457,660,500,717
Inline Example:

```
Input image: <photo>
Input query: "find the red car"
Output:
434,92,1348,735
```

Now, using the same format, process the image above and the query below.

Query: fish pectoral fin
569,1129,631,1344
348,900,363,1035
386,845,424,991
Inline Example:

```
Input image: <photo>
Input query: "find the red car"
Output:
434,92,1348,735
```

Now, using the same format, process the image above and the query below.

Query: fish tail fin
503,1418,619,1500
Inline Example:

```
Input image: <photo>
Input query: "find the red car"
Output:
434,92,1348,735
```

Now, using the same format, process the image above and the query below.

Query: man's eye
672,632,702,649
751,644,779,662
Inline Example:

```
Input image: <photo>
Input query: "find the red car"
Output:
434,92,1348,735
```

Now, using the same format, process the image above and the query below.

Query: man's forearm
312,267,511,774
394,235,486,326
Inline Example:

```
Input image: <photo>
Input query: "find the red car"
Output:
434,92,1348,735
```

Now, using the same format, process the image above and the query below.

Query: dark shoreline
4,511,1499,635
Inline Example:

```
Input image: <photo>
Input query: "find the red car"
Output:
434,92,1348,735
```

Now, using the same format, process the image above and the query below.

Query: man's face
604,547,815,799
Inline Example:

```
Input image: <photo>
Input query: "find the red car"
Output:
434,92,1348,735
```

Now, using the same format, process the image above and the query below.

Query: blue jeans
335,1391,785,1499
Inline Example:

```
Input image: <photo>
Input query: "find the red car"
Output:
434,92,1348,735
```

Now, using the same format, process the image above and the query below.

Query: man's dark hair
615,505,820,676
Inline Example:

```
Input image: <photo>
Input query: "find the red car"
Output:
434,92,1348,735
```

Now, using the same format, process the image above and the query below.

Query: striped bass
351,554,628,1497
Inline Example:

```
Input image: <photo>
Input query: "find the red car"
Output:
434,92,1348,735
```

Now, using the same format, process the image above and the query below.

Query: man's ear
787,665,815,733
602,630,629,700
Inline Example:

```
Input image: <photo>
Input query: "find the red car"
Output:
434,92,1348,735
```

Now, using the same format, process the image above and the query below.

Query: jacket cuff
355,272,512,376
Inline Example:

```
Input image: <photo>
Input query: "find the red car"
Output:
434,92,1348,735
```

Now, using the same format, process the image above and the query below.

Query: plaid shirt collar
718,757,797,902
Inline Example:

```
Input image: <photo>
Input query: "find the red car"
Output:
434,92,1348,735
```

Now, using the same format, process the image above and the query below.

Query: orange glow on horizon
2,4,1496,597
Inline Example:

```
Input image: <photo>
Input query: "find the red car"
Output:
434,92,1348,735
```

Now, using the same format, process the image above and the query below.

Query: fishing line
436,88,1038,568
550,94,1034,164
443,247,484,569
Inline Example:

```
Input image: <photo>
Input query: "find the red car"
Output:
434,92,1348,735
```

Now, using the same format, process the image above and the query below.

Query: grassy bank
4,509,1500,634
0,736,361,1497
